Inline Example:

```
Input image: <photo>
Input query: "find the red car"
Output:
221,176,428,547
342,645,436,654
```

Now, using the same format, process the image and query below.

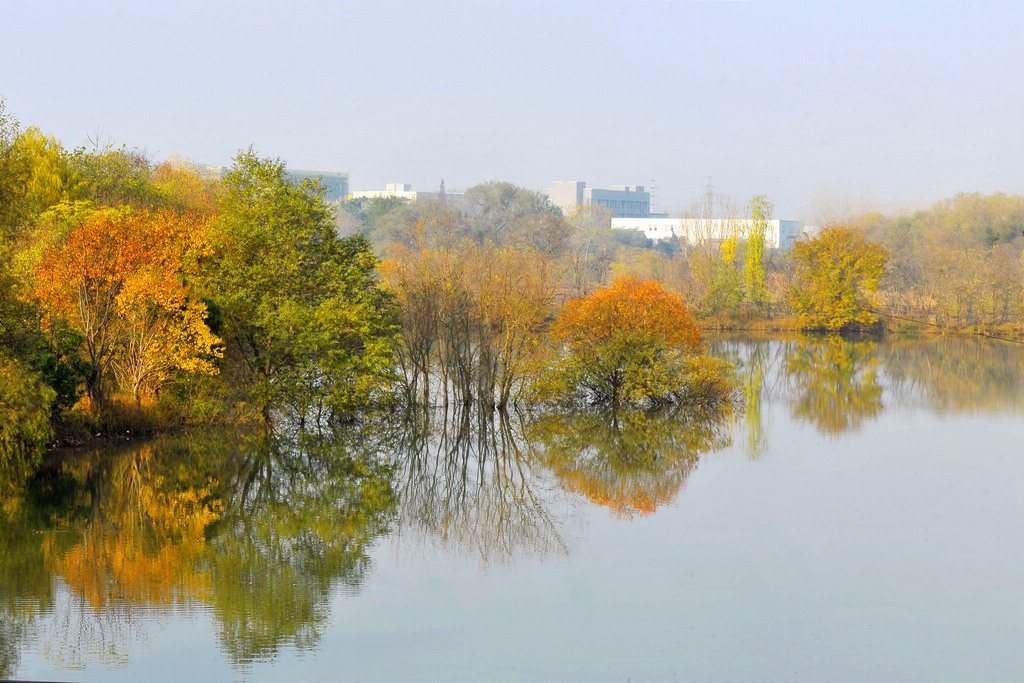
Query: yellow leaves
789,225,889,332
35,207,221,399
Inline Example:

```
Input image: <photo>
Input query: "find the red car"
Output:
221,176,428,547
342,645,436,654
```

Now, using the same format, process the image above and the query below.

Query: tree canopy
544,275,730,407
206,149,397,423
787,225,889,332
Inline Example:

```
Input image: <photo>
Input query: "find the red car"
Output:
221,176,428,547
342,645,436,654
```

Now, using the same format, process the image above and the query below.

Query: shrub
541,276,735,407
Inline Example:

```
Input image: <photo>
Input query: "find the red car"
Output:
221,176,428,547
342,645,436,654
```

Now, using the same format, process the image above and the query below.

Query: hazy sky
3,0,1022,218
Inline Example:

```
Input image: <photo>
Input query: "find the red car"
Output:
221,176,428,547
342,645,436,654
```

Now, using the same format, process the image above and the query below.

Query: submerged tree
543,275,734,407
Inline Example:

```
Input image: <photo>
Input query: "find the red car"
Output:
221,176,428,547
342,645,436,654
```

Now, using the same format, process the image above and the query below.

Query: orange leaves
36,209,210,318
555,275,702,353
34,207,219,400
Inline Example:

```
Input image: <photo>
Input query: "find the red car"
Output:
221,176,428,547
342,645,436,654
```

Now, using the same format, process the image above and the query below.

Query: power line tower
704,176,715,219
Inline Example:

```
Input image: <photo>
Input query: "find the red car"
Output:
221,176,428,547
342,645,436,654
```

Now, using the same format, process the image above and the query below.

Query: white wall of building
350,184,464,205
612,217,804,250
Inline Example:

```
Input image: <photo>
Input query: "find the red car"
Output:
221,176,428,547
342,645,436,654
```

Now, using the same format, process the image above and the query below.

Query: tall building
547,181,652,218
285,169,349,202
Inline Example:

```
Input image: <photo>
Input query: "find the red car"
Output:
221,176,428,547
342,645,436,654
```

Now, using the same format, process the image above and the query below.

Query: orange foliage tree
546,275,731,406
34,208,220,403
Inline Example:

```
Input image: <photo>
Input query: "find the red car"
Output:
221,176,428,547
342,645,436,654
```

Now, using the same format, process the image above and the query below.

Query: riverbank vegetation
3,98,1023,477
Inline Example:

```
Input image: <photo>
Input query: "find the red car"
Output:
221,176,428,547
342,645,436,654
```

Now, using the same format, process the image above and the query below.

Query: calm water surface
2,336,1023,682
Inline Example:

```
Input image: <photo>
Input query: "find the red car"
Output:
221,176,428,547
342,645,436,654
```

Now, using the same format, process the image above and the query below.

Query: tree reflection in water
207,426,396,663
0,426,397,670
783,337,883,436
525,405,734,518
391,405,572,565
883,336,1024,413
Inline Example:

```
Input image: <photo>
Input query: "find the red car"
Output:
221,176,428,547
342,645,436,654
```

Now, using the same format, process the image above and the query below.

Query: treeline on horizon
2,100,1023,473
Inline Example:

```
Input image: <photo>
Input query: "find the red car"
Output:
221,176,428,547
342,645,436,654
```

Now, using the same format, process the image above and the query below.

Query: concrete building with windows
285,169,350,202
611,217,804,251
547,181,653,218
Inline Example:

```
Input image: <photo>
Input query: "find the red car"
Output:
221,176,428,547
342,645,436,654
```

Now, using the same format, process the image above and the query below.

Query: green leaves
208,150,398,422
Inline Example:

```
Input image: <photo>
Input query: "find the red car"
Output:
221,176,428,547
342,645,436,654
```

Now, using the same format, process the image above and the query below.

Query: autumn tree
34,208,220,404
381,237,560,408
379,186,565,409
563,204,614,298
150,155,219,215
787,225,889,332
544,275,733,407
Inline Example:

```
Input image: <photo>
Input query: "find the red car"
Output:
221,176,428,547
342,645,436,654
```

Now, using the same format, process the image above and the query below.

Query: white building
547,181,653,218
611,217,805,251
350,183,463,205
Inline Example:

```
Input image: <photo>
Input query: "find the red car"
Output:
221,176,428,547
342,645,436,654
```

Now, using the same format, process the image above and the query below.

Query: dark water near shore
2,336,1023,682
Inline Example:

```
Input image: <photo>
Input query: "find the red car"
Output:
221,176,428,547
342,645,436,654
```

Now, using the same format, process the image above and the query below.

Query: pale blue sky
3,0,1022,218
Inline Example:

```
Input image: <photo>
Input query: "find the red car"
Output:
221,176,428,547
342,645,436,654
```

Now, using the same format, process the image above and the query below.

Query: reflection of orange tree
45,442,222,608
784,337,882,435
526,406,732,518
32,428,396,667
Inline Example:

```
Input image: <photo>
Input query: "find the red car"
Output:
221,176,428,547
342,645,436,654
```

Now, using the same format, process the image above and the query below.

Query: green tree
13,128,84,216
207,150,398,423
463,181,566,250
69,142,163,210
744,195,771,311
0,353,54,476
787,225,889,331
0,97,27,244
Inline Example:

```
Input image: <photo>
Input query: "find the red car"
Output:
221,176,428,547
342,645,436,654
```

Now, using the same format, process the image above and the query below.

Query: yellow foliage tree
787,225,889,331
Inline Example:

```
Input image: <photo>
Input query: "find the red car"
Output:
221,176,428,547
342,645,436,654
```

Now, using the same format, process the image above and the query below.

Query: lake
2,335,1023,682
